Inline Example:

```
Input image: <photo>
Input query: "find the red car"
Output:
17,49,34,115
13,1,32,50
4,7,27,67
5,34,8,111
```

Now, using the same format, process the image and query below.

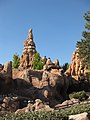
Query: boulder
0,61,12,94
15,107,27,115
15,99,53,114
55,98,80,109
1,96,19,112
43,58,60,71
3,61,12,79
69,112,89,120
15,102,34,115
53,59,59,66
71,98,80,104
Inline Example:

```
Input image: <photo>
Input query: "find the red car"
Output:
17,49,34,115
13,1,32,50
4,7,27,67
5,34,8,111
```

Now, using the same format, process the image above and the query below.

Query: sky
0,0,90,65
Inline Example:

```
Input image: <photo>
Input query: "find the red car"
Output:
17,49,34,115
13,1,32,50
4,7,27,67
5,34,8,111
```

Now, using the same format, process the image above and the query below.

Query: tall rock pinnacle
65,48,88,81
19,28,37,69
28,28,33,39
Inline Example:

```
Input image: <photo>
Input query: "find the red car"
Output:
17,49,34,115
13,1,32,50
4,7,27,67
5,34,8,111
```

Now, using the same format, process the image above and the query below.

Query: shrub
69,91,89,101
12,53,20,69
62,63,69,72
1,102,90,120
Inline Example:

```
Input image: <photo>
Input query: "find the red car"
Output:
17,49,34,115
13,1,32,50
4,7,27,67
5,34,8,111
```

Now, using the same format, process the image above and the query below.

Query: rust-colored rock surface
0,61,12,94
12,68,78,107
19,28,36,69
66,48,87,80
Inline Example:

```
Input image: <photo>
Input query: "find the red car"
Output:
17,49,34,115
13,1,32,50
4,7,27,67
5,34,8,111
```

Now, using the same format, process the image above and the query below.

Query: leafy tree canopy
76,11,90,69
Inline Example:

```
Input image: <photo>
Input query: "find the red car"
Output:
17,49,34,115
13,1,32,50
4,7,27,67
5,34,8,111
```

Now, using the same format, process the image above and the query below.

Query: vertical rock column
66,48,85,80
19,28,37,69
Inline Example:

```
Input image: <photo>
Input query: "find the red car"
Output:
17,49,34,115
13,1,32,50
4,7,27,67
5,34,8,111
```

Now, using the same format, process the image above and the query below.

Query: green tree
12,53,20,68
76,11,90,69
32,53,43,70
62,63,69,72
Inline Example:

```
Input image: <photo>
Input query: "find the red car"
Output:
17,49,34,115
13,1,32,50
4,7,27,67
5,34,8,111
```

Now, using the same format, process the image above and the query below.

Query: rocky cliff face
12,69,72,106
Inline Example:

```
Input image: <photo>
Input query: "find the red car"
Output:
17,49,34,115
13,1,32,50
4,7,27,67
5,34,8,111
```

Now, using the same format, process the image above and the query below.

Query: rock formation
66,48,87,80
43,58,60,71
0,64,3,72
0,28,90,116
19,28,61,71
0,61,12,81
1,96,19,112
12,68,80,107
19,28,36,69
15,98,53,114
0,61,12,94
3,61,12,79
69,112,89,120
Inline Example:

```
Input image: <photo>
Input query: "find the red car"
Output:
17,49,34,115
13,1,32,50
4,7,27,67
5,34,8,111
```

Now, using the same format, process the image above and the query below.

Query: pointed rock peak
19,28,37,69
28,28,32,33
28,28,33,40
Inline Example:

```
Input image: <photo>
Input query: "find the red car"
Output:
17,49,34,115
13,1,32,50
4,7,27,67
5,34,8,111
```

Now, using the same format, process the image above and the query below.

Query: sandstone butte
0,28,90,115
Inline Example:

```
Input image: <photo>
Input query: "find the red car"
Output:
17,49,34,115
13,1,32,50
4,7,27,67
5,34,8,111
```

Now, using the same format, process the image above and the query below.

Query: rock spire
19,28,37,69
66,48,88,81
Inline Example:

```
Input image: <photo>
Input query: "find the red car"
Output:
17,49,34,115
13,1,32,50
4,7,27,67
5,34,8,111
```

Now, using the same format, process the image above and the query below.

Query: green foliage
32,53,43,70
62,63,69,72
1,102,90,119
76,11,90,69
12,53,20,69
69,91,89,101
61,102,90,116
84,11,90,30
0,111,68,120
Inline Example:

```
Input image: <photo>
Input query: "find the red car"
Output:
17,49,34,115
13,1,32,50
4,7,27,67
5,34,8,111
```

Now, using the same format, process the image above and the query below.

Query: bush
69,91,89,101
12,53,20,69
32,53,43,70
0,111,68,120
1,102,90,120
62,63,69,72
